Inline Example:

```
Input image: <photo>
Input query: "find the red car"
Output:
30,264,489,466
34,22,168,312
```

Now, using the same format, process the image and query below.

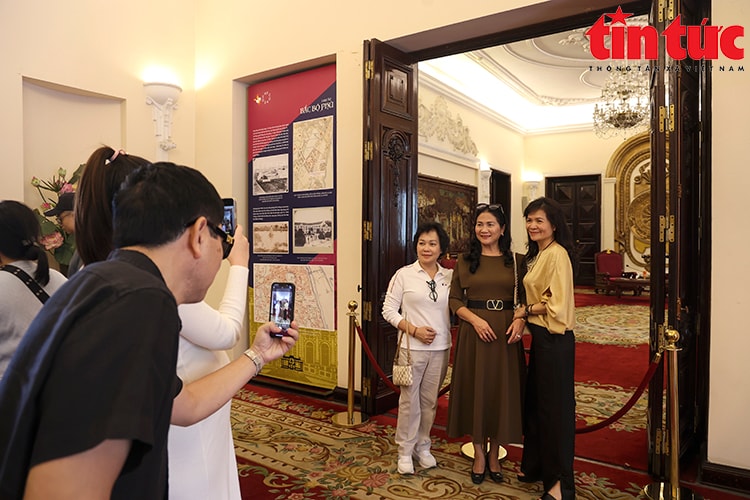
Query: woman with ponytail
75,146,151,265
0,200,67,379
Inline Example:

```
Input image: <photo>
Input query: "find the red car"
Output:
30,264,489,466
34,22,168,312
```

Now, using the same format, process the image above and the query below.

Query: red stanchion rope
575,351,662,434
354,319,662,434
354,320,401,393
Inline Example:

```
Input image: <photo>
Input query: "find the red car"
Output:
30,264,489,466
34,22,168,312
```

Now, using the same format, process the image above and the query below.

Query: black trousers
520,323,576,499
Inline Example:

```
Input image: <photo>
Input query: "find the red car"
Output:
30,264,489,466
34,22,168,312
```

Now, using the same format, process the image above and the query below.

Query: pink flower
362,472,389,488
41,202,52,210
40,232,64,250
59,183,74,194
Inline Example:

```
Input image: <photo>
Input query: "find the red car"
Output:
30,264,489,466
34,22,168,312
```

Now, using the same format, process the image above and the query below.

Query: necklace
527,240,555,271
538,239,555,252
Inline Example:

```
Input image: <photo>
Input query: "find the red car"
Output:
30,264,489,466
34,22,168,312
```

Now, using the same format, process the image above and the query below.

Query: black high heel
470,454,486,484
486,452,503,483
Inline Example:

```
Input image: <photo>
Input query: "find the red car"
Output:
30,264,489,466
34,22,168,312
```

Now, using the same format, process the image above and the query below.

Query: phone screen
222,198,236,235
269,282,295,336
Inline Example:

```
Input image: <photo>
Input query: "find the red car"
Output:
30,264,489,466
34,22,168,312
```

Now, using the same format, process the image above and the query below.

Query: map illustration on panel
292,116,334,192
253,263,335,331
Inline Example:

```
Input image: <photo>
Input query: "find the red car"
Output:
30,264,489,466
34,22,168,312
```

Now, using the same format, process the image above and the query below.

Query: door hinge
667,215,675,243
659,105,675,133
364,60,374,80
362,300,372,322
658,0,675,22
659,215,675,243
659,106,666,133
364,141,373,161
657,0,666,22
362,376,371,397
667,104,675,132
363,220,372,241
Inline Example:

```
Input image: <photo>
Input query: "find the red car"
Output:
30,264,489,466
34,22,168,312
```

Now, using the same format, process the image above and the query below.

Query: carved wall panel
604,132,667,268
418,95,478,156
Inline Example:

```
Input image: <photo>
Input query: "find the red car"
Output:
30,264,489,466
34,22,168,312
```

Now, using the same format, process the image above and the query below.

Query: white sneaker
397,455,414,474
415,450,437,468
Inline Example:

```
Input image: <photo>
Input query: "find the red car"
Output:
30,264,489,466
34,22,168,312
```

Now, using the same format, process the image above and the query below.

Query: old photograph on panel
292,206,333,254
253,221,289,254
252,153,289,195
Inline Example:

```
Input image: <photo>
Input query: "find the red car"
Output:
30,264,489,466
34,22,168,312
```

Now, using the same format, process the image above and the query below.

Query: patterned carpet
574,305,649,346
231,385,747,499
230,298,748,499
232,385,653,499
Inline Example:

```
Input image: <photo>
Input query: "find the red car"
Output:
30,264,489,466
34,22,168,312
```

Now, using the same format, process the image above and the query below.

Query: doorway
546,174,601,285
362,0,710,480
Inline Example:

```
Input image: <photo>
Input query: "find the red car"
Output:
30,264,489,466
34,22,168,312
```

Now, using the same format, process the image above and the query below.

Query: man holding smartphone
0,163,298,499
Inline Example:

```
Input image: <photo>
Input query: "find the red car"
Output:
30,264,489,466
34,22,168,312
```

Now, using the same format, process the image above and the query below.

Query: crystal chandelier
592,68,649,139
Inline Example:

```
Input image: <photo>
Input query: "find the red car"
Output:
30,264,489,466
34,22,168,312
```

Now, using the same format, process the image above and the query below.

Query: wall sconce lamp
522,180,541,210
144,82,181,160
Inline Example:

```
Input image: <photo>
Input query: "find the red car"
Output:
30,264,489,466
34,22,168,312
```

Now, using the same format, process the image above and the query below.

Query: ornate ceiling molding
418,95,478,157
468,48,597,107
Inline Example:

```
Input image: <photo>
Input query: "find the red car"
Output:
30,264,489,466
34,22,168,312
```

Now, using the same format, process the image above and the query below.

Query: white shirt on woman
168,264,248,500
0,260,66,380
382,260,453,351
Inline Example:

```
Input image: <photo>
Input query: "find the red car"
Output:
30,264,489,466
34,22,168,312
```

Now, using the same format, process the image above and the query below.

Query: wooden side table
607,277,650,298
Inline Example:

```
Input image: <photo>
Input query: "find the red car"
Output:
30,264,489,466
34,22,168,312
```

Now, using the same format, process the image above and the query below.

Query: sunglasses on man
184,217,235,259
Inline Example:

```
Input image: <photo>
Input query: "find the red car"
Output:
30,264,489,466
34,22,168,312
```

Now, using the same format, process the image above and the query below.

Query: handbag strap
396,313,412,364
1,264,50,304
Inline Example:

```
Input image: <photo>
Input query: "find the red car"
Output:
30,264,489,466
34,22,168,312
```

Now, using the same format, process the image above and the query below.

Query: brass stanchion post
642,329,702,500
332,301,369,427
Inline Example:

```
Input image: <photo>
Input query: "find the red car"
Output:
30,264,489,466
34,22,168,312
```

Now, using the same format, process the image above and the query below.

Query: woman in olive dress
447,203,527,484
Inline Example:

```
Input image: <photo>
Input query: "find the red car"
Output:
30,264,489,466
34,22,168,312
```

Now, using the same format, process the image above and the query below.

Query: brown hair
74,146,150,265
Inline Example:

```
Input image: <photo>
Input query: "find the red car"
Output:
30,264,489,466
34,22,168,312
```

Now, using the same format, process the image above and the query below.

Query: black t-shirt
0,250,182,499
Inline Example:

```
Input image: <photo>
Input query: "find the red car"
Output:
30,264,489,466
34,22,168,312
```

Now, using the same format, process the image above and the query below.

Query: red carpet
234,383,749,500
574,287,650,307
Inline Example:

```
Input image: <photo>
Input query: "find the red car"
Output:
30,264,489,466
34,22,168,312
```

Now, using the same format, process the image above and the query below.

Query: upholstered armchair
594,250,624,294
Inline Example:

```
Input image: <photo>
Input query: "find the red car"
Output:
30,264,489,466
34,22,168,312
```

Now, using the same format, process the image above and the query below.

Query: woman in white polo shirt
382,222,453,475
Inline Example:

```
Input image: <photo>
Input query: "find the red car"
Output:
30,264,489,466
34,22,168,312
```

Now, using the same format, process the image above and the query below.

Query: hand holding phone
269,282,295,338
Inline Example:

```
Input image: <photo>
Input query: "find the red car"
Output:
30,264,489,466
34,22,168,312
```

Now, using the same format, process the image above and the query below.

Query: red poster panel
247,64,337,390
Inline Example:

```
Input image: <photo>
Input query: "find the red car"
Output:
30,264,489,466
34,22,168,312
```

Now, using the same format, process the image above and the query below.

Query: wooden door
546,175,601,285
647,0,709,478
490,170,512,232
361,39,418,415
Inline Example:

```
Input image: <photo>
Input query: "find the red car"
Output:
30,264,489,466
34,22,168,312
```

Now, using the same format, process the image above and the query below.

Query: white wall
0,0,748,474
0,0,197,203
709,0,750,469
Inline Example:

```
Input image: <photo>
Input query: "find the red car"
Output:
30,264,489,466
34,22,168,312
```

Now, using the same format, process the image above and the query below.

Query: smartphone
269,282,295,338
222,198,236,235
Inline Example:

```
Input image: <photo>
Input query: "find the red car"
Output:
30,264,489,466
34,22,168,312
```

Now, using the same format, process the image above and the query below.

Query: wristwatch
243,348,265,375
